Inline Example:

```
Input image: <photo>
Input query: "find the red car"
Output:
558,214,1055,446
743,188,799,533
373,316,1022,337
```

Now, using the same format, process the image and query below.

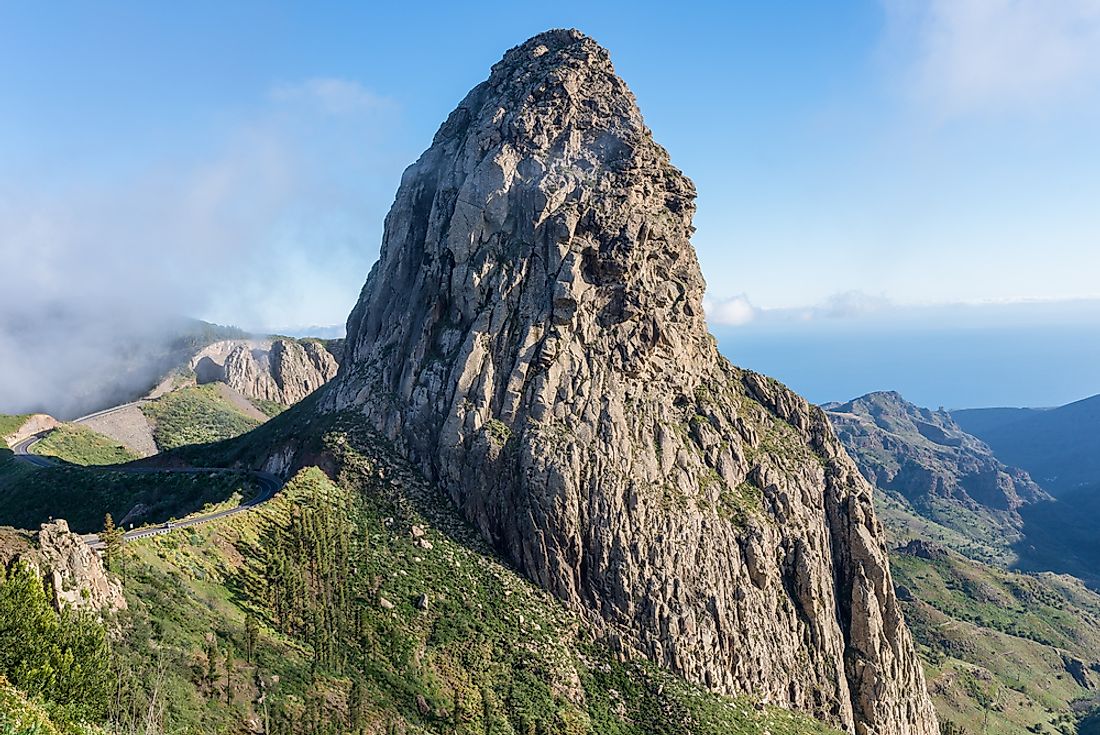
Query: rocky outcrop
35,520,126,613
3,520,127,615
826,392,1048,513
328,29,937,734
224,340,338,405
195,339,339,406
896,539,949,561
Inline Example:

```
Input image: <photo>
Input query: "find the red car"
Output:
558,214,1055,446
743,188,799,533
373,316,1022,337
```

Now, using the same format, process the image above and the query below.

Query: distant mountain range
953,394,1100,496
829,390,1100,586
825,391,1049,564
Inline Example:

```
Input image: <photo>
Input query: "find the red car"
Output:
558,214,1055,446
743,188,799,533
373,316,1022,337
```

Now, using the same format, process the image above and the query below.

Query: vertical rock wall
330,29,937,735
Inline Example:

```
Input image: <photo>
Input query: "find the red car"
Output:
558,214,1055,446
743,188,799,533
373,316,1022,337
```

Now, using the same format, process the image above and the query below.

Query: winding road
11,405,283,549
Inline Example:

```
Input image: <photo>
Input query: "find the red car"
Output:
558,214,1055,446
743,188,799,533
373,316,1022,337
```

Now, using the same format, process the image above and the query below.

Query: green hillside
100,418,842,735
31,424,138,466
892,545,1100,734
0,415,31,441
141,385,262,451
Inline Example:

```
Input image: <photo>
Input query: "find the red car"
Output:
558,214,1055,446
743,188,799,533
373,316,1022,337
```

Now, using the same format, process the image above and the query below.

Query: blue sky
2,1,1099,407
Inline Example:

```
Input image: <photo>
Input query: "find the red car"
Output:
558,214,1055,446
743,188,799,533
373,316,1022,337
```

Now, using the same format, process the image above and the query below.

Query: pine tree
244,614,259,663
101,513,123,572
205,635,219,687
224,642,234,705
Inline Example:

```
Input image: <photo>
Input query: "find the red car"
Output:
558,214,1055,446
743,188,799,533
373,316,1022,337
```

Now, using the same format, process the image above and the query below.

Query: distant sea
713,300,1100,410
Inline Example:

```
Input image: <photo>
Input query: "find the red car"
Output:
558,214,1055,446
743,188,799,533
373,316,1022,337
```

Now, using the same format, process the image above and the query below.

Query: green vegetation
716,480,763,525
141,385,261,451
0,415,30,442
0,459,253,533
892,550,1100,734
99,515,123,572
0,563,111,732
101,418,841,734
484,418,512,446
249,398,288,418
0,406,261,534
0,677,71,735
160,320,248,364
876,490,1019,567
30,425,137,466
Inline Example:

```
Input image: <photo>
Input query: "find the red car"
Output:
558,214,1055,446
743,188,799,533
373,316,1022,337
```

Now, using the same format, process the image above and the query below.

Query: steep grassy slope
891,546,1100,734
141,385,262,451
30,424,138,466
248,397,288,418
106,419,842,735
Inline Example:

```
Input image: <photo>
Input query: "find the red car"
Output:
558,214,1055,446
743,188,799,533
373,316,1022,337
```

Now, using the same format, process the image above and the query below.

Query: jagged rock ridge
826,391,1051,564
193,338,339,406
827,391,1048,513
329,29,937,734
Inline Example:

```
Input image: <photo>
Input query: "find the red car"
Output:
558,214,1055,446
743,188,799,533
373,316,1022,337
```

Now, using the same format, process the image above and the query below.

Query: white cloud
0,79,399,416
886,0,1100,116
270,77,392,115
705,291,893,328
704,294,758,325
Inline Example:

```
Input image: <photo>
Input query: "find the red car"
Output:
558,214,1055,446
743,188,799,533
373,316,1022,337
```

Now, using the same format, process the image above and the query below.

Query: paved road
11,410,283,549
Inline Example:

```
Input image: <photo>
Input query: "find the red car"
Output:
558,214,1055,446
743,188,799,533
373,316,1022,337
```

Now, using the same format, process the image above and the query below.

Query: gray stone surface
33,519,126,614
80,403,158,457
223,339,338,406
328,29,937,735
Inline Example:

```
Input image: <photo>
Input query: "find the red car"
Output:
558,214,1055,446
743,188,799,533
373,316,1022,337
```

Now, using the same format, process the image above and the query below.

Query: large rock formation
35,520,126,613
329,29,937,734
194,339,339,406
0,521,126,615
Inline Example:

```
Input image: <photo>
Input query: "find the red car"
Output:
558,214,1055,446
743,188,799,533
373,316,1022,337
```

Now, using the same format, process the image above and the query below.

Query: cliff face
329,29,937,734
198,339,339,406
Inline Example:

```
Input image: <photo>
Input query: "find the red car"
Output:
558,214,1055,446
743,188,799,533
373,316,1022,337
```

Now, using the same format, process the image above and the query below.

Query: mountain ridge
826,390,1049,564
953,393,1100,496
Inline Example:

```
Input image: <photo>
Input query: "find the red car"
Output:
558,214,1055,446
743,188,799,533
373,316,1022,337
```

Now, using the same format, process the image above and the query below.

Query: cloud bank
705,290,892,327
0,78,397,417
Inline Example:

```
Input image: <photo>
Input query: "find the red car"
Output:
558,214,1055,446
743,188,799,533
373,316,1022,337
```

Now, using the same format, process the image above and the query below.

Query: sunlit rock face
330,28,937,735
